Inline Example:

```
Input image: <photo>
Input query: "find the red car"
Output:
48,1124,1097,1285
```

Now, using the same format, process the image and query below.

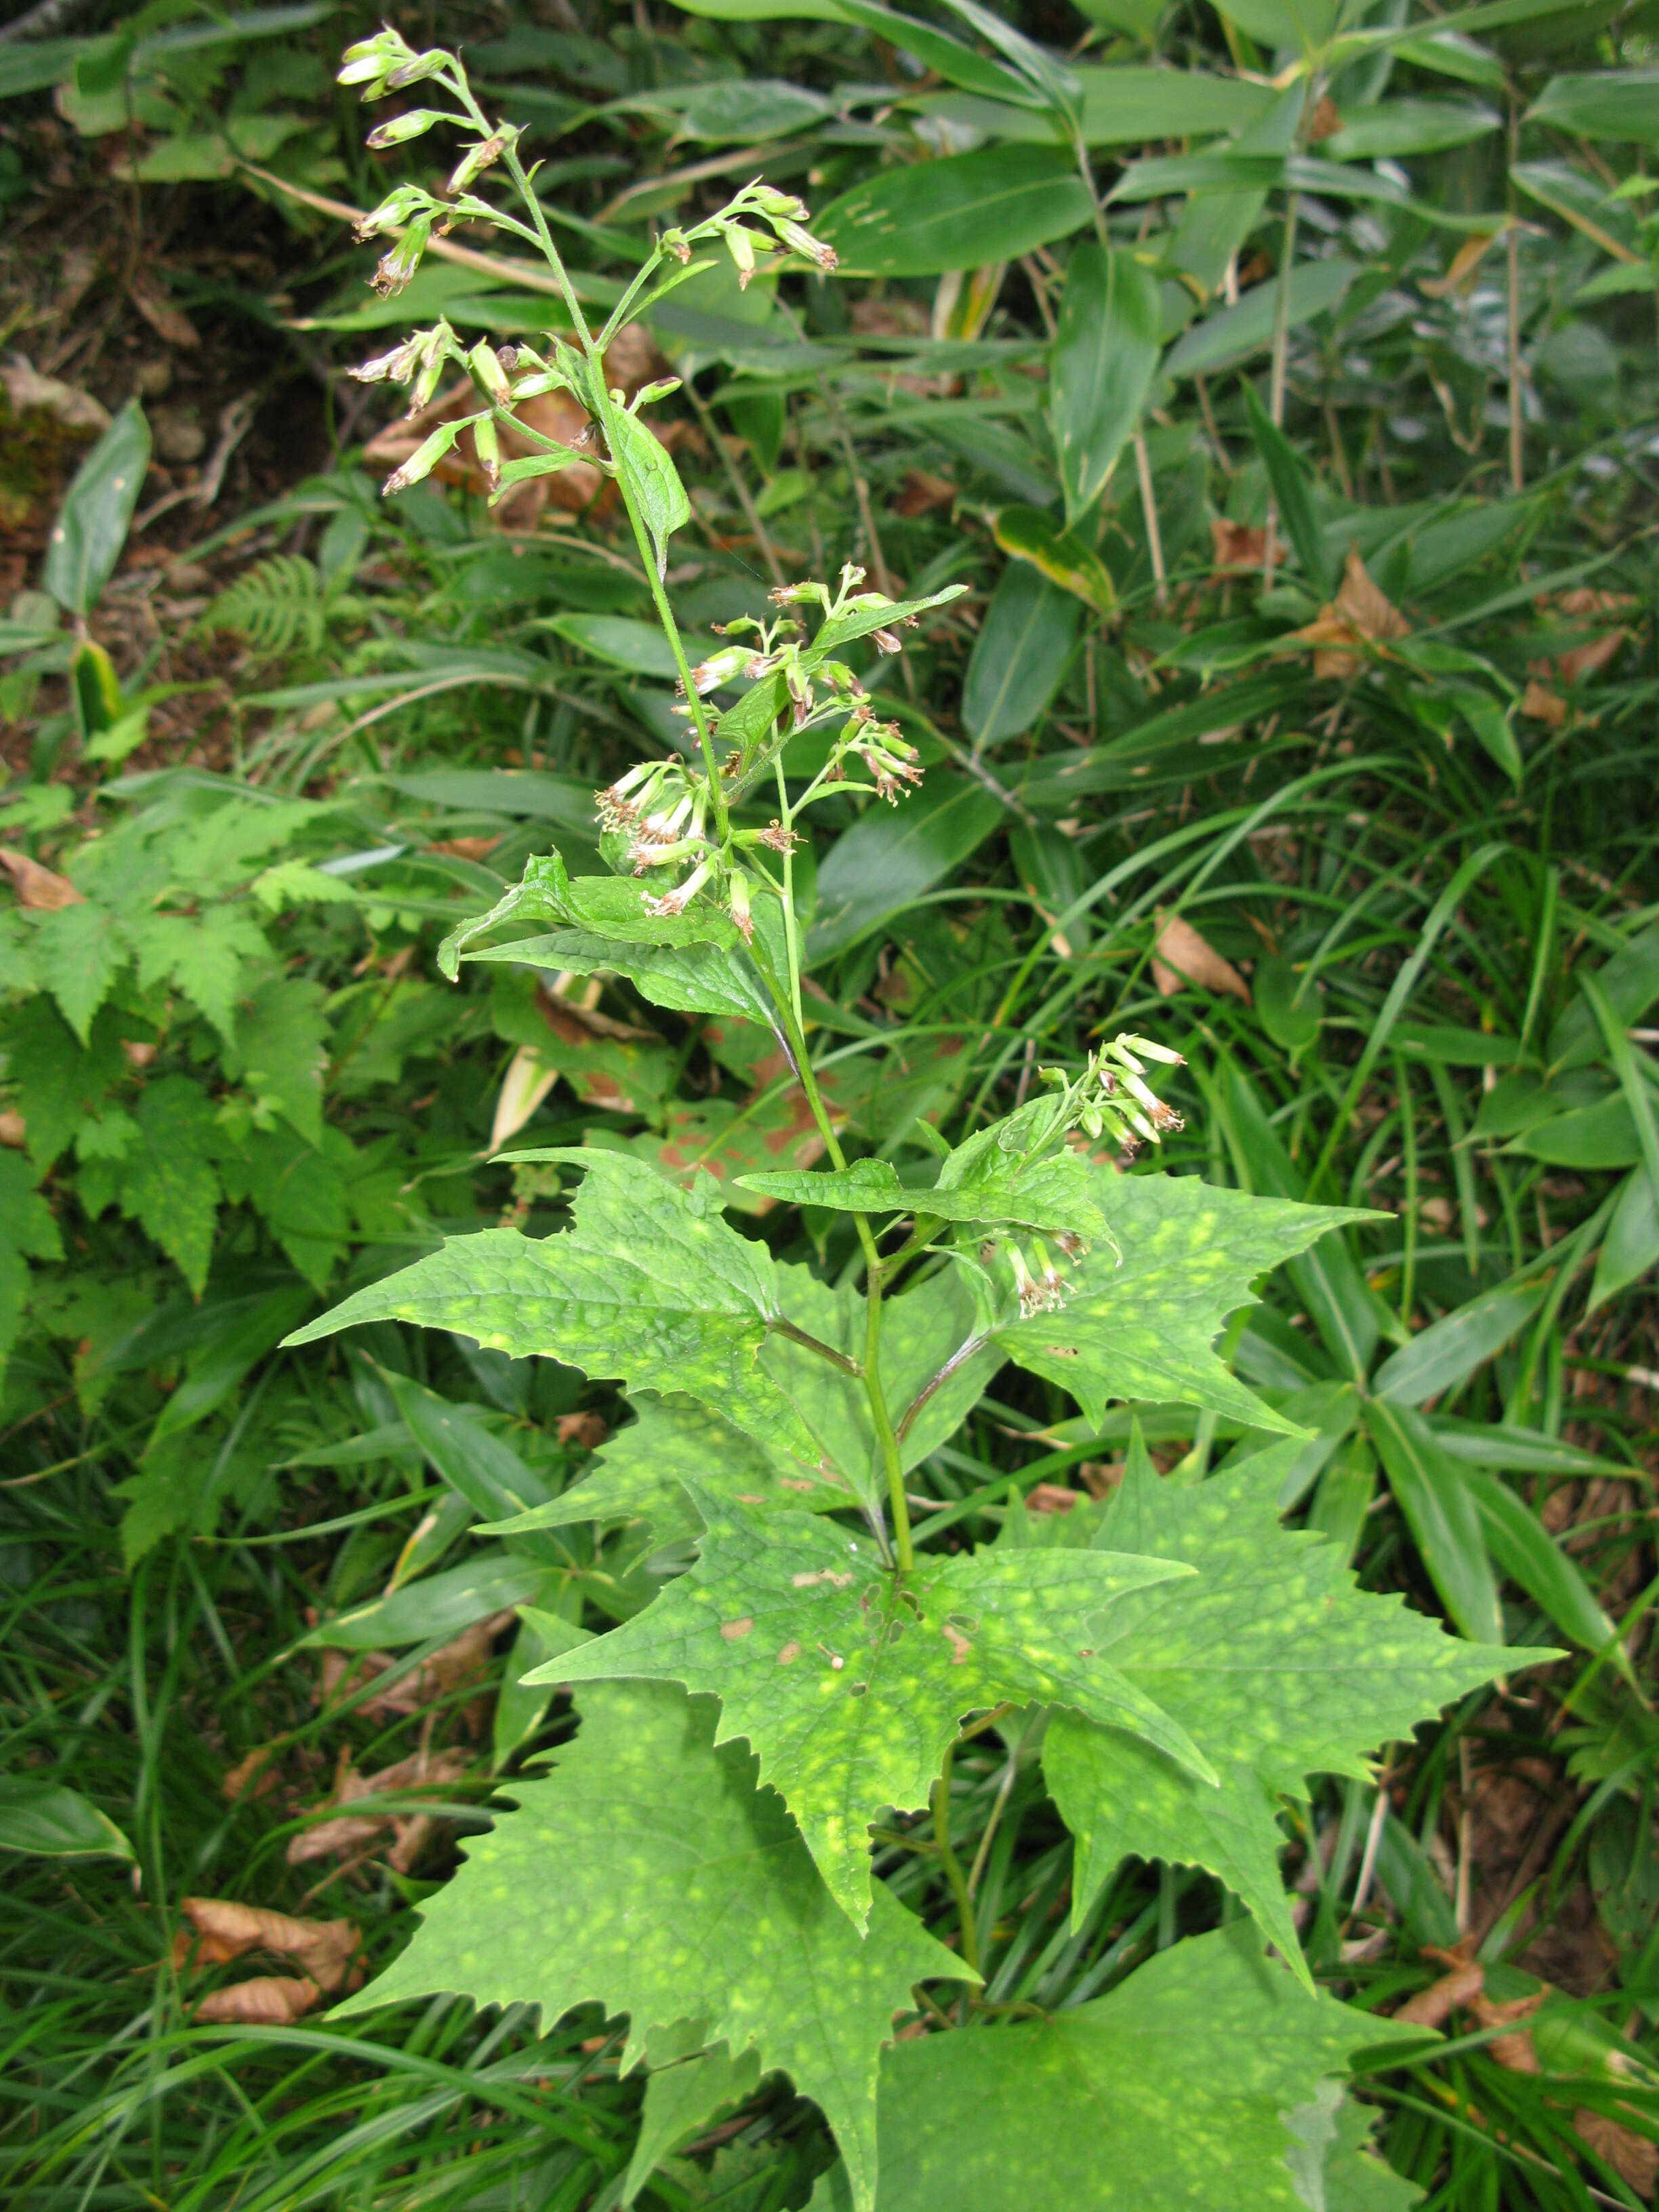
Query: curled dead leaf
128,277,201,351
0,1109,23,1148
1307,95,1343,142
1151,911,1250,1003
194,1973,321,2024
1393,1960,1485,2028
0,848,83,909
175,1896,361,2022
1521,680,1568,729
1288,546,1410,680
285,1747,474,1866
1025,1483,1080,1515
1210,518,1267,574
1575,2105,1659,2197
557,1410,608,1450
319,1615,510,1725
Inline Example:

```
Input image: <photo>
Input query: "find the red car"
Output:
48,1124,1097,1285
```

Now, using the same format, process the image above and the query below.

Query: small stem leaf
285,1152,822,1466
859,1924,1427,2212
539,1495,1208,1929
607,407,691,579
439,848,773,1022
1042,1439,1544,1981
996,1166,1379,1436
335,1681,960,2212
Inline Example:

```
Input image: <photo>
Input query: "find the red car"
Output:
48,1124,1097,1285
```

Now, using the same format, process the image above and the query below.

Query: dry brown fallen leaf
1521,678,1569,729
1210,518,1269,574
316,1610,513,1727
176,1897,361,2024
1151,910,1250,1003
1287,546,1410,680
1391,1950,1656,2196
285,1746,474,1867
0,848,83,909
128,276,201,351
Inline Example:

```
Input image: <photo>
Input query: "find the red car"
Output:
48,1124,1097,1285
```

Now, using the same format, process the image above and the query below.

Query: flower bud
366,108,445,149
382,419,457,497
447,129,514,194
466,337,511,405
659,226,693,266
684,646,750,696
474,414,501,491
721,222,770,289
355,184,432,240
728,867,754,943
371,216,432,300
775,220,838,273
750,186,811,221
350,335,423,384
337,28,414,94
384,51,451,89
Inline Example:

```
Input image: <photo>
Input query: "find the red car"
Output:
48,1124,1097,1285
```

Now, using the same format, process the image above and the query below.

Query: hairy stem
863,1259,914,1572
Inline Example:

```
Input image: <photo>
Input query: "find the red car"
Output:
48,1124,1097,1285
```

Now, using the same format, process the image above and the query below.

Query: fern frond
201,556,327,656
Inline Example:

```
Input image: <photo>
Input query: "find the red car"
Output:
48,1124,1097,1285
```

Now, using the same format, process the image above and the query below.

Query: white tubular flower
643,855,714,917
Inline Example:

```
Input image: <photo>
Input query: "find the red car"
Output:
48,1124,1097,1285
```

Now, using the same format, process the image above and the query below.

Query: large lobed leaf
997,1169,1378,1435
1041,1435,1548,1982
285,1151,822,1465
338,1679,959,2212
533,1494,1213,1926
811,1923,1422,2212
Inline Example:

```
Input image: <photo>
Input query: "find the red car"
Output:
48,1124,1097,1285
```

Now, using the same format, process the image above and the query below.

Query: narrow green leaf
815,146,1094,279
1240,380,1335,600
1049,241,1162,529
1527,69,1659,146
962,565,1083,750
991,505,1115,615
43,400,150,617
805,776,1004,966
0,1778,134,1860
1365,1399,1504,1645
1370,1281,1547,1408
608,407,691,579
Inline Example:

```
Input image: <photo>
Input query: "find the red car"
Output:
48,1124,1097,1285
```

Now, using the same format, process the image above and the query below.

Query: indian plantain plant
288,36,1558,2209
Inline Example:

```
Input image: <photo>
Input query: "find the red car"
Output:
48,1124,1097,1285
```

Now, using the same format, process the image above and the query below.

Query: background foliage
2,0,1659,2203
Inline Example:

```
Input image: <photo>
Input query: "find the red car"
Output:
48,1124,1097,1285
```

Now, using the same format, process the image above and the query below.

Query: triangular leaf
537,1495,1212,1927
1041,1436,1544,1981
285,1152,821,1465
996,1168,1376,1435
336,1679,960,2212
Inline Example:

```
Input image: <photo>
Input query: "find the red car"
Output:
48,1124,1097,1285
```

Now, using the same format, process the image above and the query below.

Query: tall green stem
472,97,727,832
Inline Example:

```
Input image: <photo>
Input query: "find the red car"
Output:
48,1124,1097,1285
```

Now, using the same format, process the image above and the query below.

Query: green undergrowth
3,0,1659,2205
